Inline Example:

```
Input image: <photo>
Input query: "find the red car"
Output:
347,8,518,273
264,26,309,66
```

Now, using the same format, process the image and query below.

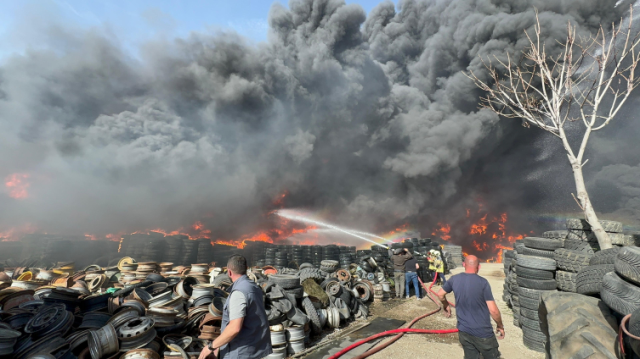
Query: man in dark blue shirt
436,255,504,359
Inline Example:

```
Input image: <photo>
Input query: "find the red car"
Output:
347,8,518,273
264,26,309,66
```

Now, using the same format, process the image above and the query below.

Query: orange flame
432,223,451,241
5,173,30,199
470,214,488,235
0,223,38,242
273,191,288,208
384,223,410,241
436,201,527,263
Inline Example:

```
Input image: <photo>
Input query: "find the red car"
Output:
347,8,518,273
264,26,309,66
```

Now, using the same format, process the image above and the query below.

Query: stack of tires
311,245,322,267
567,218,632,246
339,253,353,269
265,248,277,267
164,235,186,264
275,250,289,268
575,247,619,296
554,220,614,293
515,237,560,352
503,258,519,326
291,246,304,266
196,238,212,263
503,250,516,277
302,246,312,264
322,245,340,264
600,246,640,315
401,241,414,254
180,238,198,265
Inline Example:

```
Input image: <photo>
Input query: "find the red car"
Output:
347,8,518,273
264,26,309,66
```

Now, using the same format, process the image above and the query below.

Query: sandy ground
365,263,545,359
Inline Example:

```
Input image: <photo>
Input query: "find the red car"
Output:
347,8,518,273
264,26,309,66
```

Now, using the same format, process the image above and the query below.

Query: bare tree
468,8,640,249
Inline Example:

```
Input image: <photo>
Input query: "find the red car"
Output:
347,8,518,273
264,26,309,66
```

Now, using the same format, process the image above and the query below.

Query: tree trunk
570,160,612,249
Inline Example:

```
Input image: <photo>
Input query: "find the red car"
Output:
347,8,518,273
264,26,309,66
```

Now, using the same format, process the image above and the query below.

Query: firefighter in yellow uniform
427,250,437,282
433,251,447,285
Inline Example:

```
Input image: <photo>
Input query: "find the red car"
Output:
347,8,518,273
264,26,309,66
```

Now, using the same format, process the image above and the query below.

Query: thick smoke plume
1,0,639,248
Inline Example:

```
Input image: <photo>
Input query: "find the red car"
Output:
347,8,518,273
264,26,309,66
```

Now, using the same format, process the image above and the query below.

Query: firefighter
428,250,437,281
433,251,447,285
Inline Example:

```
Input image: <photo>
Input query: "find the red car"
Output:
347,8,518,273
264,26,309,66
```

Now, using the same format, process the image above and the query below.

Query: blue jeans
437,272,447,285
405,272,420,298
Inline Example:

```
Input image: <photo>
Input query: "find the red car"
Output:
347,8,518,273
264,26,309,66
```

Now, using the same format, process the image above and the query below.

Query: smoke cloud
1,0,639,246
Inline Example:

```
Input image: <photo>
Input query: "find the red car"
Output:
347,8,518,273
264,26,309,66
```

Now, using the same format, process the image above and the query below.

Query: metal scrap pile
0,253,391,359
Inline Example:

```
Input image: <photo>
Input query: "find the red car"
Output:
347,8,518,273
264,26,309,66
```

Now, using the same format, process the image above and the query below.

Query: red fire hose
328,273,458,359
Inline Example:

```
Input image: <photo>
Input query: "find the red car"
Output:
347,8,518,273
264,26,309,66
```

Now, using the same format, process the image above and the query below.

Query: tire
520,307,539,320
298,268,325,283
518,287,557,300
515,242,525,254
590,247,621,265
563,238,599,254
320,260,339,270
543,230,568,239
539,291,618,359
520,315,542,331
601,272,640,315
556,271,577,293
522,334,546,353
524,237,563,251
566,218,623,233
554,248,593,273
519,296,540,310
516,254,556,271
284,286,304,298
614,246,640,286
568,230,627,244
505,250,517,259
213,274,232,287
517,276,557,290
521,246,556,259
302,297,322,334
267,275,301,289
614,234,636,246
575,264,615,295
522,326,546,343
515,266,554,280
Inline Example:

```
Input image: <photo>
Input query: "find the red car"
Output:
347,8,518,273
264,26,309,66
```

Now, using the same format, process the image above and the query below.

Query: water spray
344,230,386,240
276,210,389,249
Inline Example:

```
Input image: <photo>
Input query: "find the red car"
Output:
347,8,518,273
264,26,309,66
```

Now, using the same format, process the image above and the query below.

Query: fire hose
328,273,458,359
618,314,640,357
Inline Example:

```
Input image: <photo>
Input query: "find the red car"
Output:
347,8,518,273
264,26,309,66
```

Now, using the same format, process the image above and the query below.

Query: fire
432,223,451,241
434,201,527,263
214,220,318,249
84,234,98,241
273,191,289,208
472,240,489,251
383,223,410,241
0,224,38,242
470,214,488,235
5,173,30,199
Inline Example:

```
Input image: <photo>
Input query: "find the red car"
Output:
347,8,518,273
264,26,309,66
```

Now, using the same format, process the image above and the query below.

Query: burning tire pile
0,236,446,359
502,218,640,356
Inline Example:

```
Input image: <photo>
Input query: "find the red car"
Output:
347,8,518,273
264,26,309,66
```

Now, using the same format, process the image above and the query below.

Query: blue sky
0,0,396,59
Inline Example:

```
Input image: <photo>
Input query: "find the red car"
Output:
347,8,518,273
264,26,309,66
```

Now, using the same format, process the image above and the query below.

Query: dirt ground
365,263,545,359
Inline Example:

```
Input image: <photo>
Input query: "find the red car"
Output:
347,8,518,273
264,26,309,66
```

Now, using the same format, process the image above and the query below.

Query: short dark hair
227,255,247,275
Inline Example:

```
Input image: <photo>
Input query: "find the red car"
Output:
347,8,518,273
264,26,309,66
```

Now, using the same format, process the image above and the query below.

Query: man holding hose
436,255,504,359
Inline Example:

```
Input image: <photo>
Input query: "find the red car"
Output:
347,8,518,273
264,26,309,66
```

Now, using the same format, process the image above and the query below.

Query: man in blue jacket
199,255,272,359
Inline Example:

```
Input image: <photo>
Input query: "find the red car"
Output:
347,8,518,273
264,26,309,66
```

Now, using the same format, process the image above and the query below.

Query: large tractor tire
540,292,618,359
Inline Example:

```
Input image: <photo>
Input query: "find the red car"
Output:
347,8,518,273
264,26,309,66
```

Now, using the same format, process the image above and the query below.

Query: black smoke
1,0,638,249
